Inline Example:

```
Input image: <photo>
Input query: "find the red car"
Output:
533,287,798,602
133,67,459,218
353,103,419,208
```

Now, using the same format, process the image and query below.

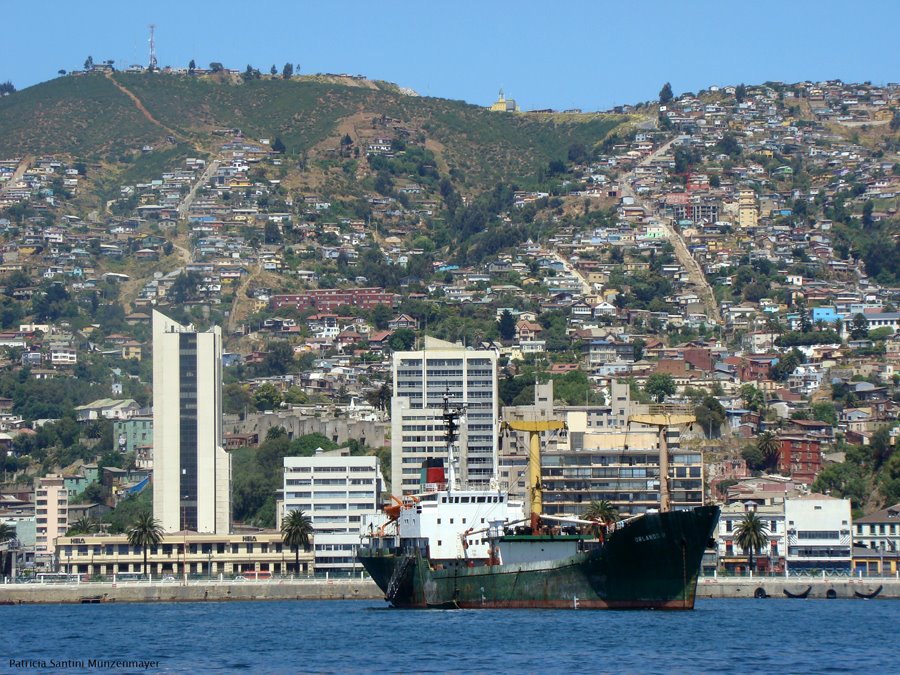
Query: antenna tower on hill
148,24,158,71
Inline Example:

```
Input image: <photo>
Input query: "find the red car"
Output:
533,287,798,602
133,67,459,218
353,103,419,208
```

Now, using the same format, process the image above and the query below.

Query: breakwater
696,576,900,599
0,578,382,604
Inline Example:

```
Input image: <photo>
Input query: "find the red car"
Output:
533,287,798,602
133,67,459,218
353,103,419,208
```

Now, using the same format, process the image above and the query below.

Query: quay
696,576,900,599
0,578,382,604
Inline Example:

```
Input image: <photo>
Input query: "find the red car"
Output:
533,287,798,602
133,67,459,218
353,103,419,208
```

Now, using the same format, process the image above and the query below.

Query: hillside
0,72,626,187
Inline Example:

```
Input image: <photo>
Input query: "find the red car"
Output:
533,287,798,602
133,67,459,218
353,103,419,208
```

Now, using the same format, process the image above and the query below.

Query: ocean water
1,598,896,674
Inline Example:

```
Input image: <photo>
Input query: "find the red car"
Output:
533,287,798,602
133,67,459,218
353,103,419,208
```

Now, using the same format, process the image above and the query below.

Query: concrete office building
152,310,230,534
282,452,383,573
391,337,498,494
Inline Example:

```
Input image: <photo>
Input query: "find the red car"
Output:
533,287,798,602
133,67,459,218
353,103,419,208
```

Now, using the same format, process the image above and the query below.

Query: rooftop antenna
148,24,158,71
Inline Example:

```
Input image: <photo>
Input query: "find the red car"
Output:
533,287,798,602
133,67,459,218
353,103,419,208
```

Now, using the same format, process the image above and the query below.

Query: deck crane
501,418,566,531
627,407,696,513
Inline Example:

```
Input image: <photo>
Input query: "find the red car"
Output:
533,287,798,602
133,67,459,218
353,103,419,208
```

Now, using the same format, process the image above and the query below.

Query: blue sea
1,599,896,674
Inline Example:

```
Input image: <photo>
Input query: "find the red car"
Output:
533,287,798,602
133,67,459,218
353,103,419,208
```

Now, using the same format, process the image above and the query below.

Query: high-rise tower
152,310,230,533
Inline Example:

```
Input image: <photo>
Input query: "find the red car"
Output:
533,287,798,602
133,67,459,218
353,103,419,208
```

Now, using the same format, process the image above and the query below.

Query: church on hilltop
489,89,520,112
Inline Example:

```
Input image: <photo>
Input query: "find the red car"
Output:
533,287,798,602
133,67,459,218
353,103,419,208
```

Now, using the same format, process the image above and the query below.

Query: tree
735,83,747,103
66,516,97,536
498,309,516,341
734,510,769,570
757,431,780,471
0,81,16,95
127,512,164,577
188,59,196,74
254,382,283,411
282,62,294,79
388,329,416,352
263,341,295,376
741,444,766,472
371,304,392,330
84,56,94,71
862,200,874,228
644,374,676,403
582,500,618,539
740,384,765,412
281,509,313,574
659,82,674,105
270,64,277,76
209,62,224,73
0,522,14,542
694,396,726,438
271,137,286,153
850,313,869,340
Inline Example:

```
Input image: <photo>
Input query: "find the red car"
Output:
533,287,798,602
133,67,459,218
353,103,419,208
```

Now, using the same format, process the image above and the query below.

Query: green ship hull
358,505,719,609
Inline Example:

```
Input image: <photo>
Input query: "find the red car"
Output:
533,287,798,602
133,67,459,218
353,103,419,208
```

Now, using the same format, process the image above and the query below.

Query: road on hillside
551,251,592,296
619,138,722,323
178,158,220,220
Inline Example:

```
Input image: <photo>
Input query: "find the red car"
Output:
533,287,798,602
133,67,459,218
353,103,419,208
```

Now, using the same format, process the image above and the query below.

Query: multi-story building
501,381,703,517
738,188,759,228
282,452,383,574
776,434,822,484
785,495,852,573
269,288,395,312
152,310,230,534
34,474,67,567
391,337,498,495
114,416,154,455
852,503,900,575
55,532,312,577
715,501,786,573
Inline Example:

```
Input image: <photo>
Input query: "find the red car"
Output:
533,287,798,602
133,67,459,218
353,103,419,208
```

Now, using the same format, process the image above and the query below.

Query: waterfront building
852,503,900,575
34,474,68,567
152,311,230,534
785,494,852,573
715,501,786,573
55,532,312,577
391,337,498,494
282,452,383,574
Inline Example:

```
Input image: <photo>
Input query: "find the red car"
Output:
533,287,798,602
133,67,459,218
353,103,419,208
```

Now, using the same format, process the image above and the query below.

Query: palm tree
127,512,164,578
734,510,769,572
0,522,14,543
582,500,618,540
66,516,97,536
757,431,780,471
281,509,313,575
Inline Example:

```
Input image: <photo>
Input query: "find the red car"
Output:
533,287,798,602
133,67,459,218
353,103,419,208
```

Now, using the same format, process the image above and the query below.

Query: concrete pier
696,576,900,599
0,579,383,605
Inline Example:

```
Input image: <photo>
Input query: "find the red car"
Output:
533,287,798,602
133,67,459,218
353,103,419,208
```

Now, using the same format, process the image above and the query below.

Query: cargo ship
357,398,719,609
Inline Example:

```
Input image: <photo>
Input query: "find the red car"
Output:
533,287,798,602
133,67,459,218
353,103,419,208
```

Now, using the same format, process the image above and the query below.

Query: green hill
0,72,625,186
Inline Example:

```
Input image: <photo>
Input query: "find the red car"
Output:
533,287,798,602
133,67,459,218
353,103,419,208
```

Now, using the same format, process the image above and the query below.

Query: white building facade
283,453,383,573
152,310,230,534
391,337,498,495
785,495,852,573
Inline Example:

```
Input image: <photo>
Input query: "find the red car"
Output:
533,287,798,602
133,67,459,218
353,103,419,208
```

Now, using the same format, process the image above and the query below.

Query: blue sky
3,1,899,111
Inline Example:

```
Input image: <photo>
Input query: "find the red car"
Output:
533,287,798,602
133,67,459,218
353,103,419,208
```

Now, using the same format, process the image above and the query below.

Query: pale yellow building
35,474,68,564
738,188,759,228
489,89,520,112
55,532,313,577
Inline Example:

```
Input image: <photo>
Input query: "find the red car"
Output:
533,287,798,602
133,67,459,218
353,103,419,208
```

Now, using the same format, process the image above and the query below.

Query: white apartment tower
152,310,230,534
283,452,384,573
391,337,498,495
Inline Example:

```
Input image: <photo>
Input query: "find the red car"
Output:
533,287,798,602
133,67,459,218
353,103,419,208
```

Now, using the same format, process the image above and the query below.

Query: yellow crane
501,419,566,530
628,408,696,513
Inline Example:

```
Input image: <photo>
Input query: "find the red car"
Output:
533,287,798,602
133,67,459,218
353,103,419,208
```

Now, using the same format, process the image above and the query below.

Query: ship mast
627,407,695,513
442,391,464,492
501,419,566,531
